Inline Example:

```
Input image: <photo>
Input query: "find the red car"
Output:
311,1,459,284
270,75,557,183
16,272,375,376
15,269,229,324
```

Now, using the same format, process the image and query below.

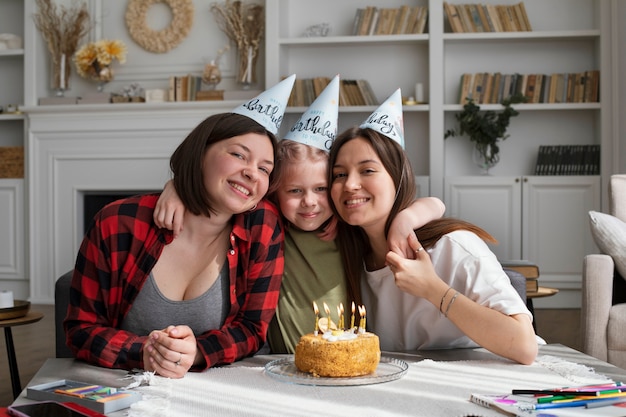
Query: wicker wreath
125,0,194,53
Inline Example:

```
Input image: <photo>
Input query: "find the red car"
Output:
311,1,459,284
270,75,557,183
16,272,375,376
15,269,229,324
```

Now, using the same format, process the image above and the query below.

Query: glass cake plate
264,356,409,386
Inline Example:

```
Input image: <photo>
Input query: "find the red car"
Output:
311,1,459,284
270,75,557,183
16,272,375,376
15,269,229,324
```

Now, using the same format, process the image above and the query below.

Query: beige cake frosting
294,331,381,377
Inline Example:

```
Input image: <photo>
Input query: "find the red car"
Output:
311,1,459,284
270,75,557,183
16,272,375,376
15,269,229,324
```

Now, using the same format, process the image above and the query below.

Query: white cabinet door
445,176,522,261
446,175,601,308
523,176,601,291
0,179,24,278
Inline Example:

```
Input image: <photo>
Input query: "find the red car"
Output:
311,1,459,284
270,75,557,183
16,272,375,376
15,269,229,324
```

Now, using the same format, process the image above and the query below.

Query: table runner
126,355,612,417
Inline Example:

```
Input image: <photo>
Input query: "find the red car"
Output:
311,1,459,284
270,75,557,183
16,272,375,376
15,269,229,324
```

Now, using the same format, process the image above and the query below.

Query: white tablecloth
126,354,612,417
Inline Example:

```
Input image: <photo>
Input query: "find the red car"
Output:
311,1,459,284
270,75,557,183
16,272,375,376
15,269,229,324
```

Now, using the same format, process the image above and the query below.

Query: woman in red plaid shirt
64,112,285,378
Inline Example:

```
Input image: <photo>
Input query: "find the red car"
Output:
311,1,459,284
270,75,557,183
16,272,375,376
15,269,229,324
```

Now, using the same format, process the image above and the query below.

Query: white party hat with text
360,88,404,148
283,75,340,151
232,74,296,134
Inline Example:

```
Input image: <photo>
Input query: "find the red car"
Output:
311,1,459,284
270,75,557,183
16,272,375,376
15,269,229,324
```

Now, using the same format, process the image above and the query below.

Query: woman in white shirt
328,121,538,365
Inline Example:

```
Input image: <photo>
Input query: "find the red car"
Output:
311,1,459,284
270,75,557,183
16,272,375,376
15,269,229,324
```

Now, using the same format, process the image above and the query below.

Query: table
527,286,559,299
527,286,559,331
0,311,44,400
12,345,626,416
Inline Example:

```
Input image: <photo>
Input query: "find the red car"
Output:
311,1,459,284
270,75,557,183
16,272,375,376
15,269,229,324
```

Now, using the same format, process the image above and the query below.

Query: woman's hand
386,236,446,304
388,197,446,257
153,180,186,238
143,325,198,378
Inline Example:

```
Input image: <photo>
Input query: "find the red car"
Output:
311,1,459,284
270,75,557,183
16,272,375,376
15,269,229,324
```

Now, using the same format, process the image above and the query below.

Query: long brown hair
328,127,496,304
170,113,277,217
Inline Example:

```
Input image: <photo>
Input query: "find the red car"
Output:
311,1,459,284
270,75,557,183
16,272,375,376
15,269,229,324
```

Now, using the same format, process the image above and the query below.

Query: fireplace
82,191,156,234
26,102,234,303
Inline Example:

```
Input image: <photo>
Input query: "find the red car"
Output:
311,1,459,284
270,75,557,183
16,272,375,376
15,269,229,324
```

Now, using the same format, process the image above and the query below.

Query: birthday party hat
359,88,404,148
232,74,296,134
283,75,340,152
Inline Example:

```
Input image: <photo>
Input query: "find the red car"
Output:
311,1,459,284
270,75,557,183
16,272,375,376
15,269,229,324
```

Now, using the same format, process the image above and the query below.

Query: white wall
30,0,265,103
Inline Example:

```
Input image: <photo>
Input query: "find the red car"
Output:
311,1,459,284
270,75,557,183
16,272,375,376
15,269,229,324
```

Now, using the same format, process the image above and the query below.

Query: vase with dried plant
202,45,230,90
211,1,264,89
33,0,91,97
74,39,127,93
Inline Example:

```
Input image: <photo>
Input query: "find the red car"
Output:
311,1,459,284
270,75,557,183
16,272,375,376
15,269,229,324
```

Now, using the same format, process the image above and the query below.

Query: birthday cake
294,331,381,377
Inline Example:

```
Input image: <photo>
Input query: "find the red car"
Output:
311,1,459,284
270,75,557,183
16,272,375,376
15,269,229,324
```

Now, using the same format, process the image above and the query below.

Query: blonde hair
268,140,338,240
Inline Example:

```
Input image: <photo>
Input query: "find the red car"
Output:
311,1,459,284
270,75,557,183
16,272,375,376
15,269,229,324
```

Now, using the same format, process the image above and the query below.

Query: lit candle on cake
358,305,366,334
323,302,331,332
350,301,355,330
313,301,320,335
339,303,344,329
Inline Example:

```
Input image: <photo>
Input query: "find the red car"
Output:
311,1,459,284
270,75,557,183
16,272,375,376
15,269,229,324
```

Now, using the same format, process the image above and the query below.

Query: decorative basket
0,146,24,178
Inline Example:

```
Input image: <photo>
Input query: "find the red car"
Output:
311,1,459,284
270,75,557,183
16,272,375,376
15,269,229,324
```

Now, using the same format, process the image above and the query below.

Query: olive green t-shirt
267,227,348,353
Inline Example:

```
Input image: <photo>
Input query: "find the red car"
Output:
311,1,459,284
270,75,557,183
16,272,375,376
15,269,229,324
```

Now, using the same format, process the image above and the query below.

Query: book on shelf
485,4,503,32
353,5,427,36
411,6,428,34
458,71,600,105
312,76,331,98
457,3,475,32
444,2,532,33
534,145,600,176
459,73,473,104
393,5,410,34
467,4,485,32
471,72,484,103
352,8,364,36
356,79,378,105
368,7,380,36
444,2,464,33
476,4,492,33
516,1,533,32
358,6,375,36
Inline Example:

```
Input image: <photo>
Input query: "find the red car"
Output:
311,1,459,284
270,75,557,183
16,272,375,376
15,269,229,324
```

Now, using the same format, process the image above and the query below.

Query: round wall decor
125,0,194,54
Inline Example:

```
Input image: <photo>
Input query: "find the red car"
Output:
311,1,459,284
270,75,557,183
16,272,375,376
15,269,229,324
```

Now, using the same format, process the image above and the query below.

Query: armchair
55,270,74,358
582,174,626,369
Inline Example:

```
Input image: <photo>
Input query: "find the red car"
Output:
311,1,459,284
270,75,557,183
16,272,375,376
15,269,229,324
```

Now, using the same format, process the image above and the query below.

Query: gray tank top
121,263,229,336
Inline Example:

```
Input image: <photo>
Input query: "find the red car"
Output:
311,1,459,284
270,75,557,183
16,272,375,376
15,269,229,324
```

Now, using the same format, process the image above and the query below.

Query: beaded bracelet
439,287,453,314
444,292,460,318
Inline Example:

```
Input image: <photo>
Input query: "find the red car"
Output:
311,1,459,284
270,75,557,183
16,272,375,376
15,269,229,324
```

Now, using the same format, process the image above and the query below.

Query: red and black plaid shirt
64,194,284,371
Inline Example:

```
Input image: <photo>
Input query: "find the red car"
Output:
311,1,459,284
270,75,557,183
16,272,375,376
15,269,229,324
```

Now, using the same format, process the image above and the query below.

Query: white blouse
361,230,532,352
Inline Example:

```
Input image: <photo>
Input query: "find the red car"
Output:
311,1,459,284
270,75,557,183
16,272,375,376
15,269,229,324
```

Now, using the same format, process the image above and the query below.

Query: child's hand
154,180,185,238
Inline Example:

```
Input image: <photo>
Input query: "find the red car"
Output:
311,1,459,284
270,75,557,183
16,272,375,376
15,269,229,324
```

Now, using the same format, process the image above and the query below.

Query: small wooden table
527,286,559,299
526,286,559,331
0,311,44,399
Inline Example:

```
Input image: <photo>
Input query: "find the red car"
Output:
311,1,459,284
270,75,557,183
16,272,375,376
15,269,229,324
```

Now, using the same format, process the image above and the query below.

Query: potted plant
445,93,526,174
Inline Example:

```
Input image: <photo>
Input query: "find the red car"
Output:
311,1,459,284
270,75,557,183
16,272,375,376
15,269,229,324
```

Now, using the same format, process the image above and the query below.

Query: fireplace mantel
26,102,240,303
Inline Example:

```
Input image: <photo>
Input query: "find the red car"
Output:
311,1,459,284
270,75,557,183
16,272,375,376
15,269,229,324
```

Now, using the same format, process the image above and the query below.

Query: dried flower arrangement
32,0,91,93
74,40,127,86
210,1,264,86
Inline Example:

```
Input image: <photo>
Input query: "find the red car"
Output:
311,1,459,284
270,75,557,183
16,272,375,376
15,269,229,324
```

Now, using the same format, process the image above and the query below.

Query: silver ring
175,352,182,366
415,247,424,253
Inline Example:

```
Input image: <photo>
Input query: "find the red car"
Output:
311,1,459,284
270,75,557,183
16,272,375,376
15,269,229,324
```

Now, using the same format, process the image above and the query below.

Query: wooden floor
0,305,582,407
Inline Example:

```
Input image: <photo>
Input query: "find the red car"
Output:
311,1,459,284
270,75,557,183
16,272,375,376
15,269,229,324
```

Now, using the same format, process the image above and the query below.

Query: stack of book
444,2,531,33
352,6,428,36
459,71,600,105
501,260,539,293
534,145,600,176
168,74,204,102
287,77,378,107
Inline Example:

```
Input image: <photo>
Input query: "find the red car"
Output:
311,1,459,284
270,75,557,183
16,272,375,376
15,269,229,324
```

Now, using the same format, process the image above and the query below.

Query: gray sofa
582,174,626,369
